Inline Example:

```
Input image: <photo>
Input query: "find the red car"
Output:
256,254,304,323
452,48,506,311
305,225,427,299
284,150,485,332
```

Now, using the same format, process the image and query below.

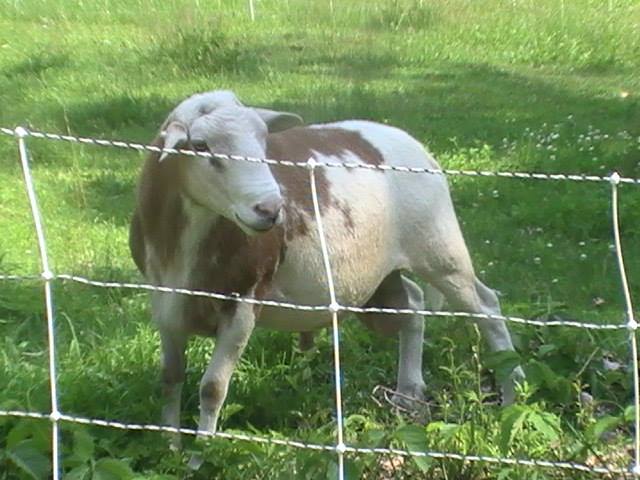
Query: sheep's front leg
188,302,256,469
159,329,187,451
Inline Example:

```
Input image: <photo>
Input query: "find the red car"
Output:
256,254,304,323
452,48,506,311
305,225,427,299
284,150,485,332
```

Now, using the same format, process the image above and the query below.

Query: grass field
1,0,639,478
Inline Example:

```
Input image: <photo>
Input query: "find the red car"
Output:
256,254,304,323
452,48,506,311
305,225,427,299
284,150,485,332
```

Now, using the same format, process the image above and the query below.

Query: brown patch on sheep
268,126,384,239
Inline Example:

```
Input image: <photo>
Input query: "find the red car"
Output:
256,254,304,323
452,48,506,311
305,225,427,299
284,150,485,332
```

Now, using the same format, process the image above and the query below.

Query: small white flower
580,391,594,406
603,357,622,371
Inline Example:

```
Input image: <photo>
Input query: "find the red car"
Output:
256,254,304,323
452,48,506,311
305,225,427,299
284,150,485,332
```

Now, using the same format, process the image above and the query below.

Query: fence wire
2,126,640,185
0,409,632,477
1,272,628,330
0,126,638,478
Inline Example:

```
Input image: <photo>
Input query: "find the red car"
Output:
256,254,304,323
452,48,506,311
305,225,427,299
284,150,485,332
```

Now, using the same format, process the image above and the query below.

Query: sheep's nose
253,196,284,225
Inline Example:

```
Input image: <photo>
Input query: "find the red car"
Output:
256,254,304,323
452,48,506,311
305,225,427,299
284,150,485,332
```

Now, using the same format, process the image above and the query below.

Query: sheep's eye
191,140,209,152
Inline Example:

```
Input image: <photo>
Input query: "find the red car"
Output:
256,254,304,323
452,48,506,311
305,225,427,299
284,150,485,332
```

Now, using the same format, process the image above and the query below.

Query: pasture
1,0,639,478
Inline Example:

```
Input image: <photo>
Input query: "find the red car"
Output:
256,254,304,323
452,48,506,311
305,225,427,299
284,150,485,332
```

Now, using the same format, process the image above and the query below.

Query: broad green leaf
73,429,95,463
344,459,363,479
528,411,560,443
426,422,461,442
551,378,573,404
624,406,636,423
132,476,177,480
394,425,430,472
395,425,426,451
324,460,339,480
364,428,386,446
426,421,444,433
412,454,431,472
6,439,51,480
485,350,521,384
93,458,134,480
588,415,621,440
537,344,557,357
220,402,244,422
497,468,515,480
7,420,50,452
499,405,528,454
525,360,557,387
525,360,572,402
7,420,32,448
66,465,91,480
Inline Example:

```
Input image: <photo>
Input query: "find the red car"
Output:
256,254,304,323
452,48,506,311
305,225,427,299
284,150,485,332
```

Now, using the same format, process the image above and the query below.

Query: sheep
129,89,524,464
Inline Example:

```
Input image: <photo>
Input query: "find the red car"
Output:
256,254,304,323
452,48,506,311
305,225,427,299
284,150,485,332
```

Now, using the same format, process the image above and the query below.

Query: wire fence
0,126,638,479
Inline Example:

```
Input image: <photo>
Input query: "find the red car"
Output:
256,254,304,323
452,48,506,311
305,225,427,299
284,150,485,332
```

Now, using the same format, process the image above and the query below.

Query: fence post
609,172,640,476
307,157,346,479
15,127,61,480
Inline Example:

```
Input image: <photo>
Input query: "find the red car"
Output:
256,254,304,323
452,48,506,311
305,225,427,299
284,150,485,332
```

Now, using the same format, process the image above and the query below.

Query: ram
129,90,524,465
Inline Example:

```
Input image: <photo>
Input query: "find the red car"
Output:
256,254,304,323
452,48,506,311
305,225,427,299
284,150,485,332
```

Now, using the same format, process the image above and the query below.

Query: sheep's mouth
234,213,274,235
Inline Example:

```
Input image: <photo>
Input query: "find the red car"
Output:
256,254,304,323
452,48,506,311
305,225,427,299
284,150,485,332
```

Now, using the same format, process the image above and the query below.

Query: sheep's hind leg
473,278,525,405
421,263,524,405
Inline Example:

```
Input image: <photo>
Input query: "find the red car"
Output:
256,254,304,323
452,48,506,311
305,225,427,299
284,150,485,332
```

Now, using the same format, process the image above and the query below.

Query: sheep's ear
253,108,303,133
159,122,188,162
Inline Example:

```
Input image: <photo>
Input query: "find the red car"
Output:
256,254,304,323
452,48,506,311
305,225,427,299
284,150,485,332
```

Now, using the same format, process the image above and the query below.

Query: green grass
1,0,639,478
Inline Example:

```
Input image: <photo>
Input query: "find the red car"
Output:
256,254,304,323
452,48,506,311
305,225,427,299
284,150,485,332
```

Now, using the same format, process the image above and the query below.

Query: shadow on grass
146,26,267,78
2,50,71,78
61,95,174,139
39,46,638,165
270,62,638,162
83,173,136,226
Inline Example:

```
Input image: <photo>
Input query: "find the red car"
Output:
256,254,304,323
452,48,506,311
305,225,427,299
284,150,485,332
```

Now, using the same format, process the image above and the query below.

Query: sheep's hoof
501,366,526,406
390,382,427,412
166,433,181,452
187,453,204,471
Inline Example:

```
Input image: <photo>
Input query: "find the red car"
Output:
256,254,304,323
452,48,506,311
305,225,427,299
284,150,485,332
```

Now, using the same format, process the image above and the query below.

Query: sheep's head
158,90,303,234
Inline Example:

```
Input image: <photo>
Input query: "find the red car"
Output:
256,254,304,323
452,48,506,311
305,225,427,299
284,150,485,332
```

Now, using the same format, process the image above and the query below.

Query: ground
0,1,639,478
